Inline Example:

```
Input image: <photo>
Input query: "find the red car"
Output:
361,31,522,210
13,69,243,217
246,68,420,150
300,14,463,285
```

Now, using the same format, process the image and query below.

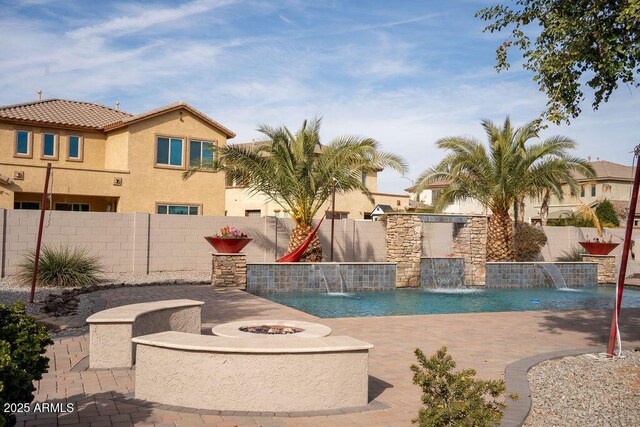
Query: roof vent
115,101,120,111
37,90,42,101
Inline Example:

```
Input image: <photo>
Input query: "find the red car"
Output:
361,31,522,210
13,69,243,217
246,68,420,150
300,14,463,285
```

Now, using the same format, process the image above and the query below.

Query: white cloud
1,0,638,196
67,0,237,39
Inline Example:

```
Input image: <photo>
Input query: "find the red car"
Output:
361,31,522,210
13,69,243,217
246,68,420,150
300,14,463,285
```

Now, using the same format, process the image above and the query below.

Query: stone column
211,253,247,289
581,254,616,284
451,216,488,286
386,214,422,287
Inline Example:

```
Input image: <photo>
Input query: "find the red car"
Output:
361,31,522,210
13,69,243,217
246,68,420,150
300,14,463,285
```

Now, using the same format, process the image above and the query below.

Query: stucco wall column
581,254,616,284
386,215,422,287
451,217,487,286
211,253,247,289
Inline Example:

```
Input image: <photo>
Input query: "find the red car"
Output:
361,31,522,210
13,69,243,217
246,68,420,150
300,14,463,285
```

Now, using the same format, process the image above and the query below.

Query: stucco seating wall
87,299,204,369
132,331,373,412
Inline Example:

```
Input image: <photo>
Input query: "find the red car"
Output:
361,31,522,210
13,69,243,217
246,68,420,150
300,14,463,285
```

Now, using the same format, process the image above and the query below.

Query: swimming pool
253,287,640,318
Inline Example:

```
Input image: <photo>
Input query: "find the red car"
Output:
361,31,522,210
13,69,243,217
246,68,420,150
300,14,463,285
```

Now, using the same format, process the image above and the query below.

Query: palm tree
414,117,594,261
184,117,407,261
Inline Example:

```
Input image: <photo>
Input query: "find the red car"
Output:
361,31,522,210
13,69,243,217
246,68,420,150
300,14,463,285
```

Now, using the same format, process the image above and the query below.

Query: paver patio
16,285,640,426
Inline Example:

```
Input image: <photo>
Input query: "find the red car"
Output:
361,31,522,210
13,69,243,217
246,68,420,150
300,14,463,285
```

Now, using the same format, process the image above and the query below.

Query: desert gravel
0,270,210,315
525,350,640,426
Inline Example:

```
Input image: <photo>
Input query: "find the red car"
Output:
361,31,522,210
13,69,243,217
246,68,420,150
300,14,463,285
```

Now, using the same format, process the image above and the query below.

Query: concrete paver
15,285,640,426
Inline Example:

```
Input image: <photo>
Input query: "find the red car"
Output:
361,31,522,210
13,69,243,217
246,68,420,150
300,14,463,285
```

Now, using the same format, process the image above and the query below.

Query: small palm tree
415,117,593,261
184,117,407,261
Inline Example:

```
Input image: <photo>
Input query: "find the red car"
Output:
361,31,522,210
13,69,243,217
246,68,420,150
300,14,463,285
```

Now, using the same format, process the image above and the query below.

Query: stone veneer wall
386,215,422,287
211,254,247,289
246,263,396,293
420,258,466,288
581,255,616,284
451,217,487,286
485,262,597,288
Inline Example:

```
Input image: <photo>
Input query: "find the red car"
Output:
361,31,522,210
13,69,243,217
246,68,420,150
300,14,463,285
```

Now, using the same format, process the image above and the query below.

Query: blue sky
1,0,638,193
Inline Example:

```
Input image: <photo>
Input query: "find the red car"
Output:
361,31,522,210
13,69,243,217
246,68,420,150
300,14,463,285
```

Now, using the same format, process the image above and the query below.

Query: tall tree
184,118,407,261
477,0,640,124
415,117,594,261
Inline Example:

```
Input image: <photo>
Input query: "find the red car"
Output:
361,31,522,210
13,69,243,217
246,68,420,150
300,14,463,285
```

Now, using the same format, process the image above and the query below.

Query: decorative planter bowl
578,241,619,255
205,237,252,253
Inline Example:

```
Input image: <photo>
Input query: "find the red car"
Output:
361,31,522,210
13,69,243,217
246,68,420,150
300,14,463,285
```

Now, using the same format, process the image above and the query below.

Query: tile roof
575,160,635,181
0,99,236,138
0,99,132,130
104,101,236,138
405,179,451,192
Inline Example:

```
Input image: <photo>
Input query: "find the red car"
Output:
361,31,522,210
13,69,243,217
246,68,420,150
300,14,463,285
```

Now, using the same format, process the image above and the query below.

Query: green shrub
0,302,53,427
556,246,587,262
514,223,548,261
17,246,104,288
411,346,510,427
595,200,620,227
547,213,594,227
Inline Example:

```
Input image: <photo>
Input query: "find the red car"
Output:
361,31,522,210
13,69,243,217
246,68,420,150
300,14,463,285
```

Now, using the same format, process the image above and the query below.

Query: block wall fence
0,209,635,277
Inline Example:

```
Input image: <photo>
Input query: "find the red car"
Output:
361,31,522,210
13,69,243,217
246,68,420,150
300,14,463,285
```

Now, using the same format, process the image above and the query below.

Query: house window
245,209,261,217
591,185,596,197
226,174,246,187
326,212,348,220
580,185,585,197
156,137,184,167
55,203,89,212
156,204,199,215
432,189,442,202
189,140,215,166
68,136,82,160
14,201,40,210
361,172,367,185
15,130,31,156
43,133,57,158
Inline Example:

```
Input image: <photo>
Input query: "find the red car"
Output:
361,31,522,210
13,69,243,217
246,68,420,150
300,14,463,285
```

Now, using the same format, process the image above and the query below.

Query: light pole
330,177,337,262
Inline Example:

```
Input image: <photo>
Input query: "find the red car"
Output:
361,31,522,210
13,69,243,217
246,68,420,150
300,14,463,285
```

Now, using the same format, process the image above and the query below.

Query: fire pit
240,325,304,334
212,319,332,338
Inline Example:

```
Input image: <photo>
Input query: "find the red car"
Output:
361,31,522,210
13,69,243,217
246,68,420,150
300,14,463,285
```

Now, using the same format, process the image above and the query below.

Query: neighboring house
0,98,235,215
370,204,394,221
405,180,486,215
406,160,637,224
526,160,636,224
224,142,410,219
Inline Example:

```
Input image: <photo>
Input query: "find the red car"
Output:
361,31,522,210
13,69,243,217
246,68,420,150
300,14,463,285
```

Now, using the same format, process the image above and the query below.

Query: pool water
254,287,640,318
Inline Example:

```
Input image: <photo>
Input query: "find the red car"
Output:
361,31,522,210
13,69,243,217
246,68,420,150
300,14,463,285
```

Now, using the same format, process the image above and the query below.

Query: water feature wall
246,262,396,293
485,262,598,288
420,258,466,288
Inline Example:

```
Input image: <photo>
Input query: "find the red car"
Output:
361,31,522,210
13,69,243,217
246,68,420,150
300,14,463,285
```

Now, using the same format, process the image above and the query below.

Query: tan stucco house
225,142,410,219
0,98,235,215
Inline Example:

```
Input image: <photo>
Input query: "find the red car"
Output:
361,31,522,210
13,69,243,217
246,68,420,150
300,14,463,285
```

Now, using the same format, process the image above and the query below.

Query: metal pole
30,163,52,303
607,146,640,356
330,178,336,262
274,215,278,260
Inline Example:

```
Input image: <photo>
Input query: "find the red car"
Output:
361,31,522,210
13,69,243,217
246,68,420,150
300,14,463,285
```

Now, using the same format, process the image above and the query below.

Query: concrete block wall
0,209,391,277
2,210,135,275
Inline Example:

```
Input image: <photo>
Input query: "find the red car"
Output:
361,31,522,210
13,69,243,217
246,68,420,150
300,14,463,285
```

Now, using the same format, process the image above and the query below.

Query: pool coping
501,347,604,427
